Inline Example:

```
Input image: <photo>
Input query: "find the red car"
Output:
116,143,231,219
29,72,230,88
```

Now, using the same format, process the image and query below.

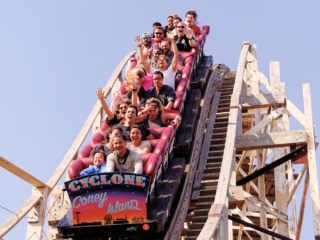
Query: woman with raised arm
136,31,179,90
124,70,147,108
96,87,130,126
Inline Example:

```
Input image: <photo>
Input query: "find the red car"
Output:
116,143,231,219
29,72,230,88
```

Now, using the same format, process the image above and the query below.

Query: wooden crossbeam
235,129,307,150
241,92,285,110
0,194,42,237
243,108,283,136
286,99,306,126
243,191,288,223
0,156,48,188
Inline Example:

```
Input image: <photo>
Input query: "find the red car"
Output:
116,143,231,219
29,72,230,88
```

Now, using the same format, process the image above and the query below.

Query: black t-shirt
125,88,147,107
106,115,121,126
174,35,192,52
146,85,176,106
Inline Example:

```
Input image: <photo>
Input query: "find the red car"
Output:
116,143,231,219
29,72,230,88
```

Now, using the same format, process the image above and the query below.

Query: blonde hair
124,68,146,91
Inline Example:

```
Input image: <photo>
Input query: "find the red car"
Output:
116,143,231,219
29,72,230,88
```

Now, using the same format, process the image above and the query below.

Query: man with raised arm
174,22,196,52
137,31,179,90
106,133,143,174
160,39,183,66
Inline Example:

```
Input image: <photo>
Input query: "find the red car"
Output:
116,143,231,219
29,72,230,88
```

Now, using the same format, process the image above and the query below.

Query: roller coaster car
57,25,210,239
57,172,162,238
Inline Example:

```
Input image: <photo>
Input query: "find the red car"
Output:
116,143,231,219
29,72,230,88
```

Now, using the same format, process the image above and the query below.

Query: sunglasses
119,106,128,110
142,36,151,39
177,26,185,29
155,32,163,35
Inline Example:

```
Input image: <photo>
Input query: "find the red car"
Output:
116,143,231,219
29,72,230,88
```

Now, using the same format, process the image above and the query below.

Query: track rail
165,64,230,240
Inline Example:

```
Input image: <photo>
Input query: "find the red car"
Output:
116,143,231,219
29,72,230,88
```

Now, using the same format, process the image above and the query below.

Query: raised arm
135,35,151,73
130,79,139,108
167,31,179,72
96,88,114,120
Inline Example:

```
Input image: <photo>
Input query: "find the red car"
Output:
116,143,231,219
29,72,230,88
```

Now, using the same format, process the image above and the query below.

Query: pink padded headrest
79,144,93,158
68,157,94,179
148,127,165,139
179,49,196,62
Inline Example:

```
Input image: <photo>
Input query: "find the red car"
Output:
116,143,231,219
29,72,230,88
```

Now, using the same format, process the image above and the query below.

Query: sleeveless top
144,111,163,128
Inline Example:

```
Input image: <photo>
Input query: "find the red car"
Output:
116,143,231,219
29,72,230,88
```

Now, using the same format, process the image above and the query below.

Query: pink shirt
142,75,153,91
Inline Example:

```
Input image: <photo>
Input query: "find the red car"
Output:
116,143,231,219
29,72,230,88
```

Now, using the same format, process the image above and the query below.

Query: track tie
212,127,228,133
200,179,219,187
209,144,225,151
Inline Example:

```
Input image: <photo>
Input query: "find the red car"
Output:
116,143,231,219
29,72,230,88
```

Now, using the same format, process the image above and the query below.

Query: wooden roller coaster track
1,42,320,240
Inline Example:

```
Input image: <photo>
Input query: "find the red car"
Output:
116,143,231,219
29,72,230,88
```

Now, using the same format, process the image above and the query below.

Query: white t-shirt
127,140,151,154
151,66,176,90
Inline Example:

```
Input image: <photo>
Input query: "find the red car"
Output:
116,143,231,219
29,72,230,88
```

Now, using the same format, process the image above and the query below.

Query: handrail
197,42,251,239
0,50,136,238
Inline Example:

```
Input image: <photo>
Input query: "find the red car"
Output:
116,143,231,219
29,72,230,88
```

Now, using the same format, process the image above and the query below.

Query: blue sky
1,0,320,239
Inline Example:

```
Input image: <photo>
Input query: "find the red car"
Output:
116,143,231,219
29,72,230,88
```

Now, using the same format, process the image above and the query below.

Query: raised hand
186,30,194,40
96,87,104,100
135,35,142,46
167,31,174,40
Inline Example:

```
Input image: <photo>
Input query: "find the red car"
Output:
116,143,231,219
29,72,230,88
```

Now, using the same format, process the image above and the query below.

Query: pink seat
68,157,93,179
145,125,175,178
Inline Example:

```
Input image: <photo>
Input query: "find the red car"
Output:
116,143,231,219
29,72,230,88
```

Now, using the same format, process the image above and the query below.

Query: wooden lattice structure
195,42,320,240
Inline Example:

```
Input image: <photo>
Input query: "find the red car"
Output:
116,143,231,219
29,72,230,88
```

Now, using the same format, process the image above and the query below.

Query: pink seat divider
145,126,175,178
79,144,93,158
90,132,106,146
202,25,210,35
182,65,193,79
179,49,196,64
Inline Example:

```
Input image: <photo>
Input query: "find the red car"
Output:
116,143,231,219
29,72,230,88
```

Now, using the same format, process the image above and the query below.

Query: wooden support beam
230,42,250,108
303,83,320,238
237,151,257,240
270,61,289,237
281,82,297,238
228,186,245,208
26,187,49,240
0,156,49,188
0,193,42,237
286,163,307,206
257,72,272,92
243,108,283,136
243,191,288,223
241,92,285,110
296,169,309,240
235,129,307,150
286,99,306,127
